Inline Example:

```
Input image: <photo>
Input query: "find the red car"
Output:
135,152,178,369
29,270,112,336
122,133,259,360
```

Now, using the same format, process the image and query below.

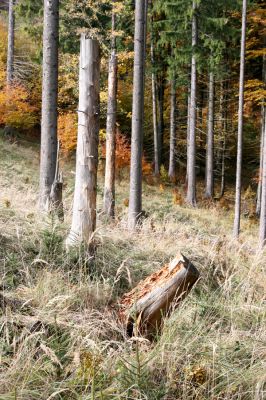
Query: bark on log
120,254,199,337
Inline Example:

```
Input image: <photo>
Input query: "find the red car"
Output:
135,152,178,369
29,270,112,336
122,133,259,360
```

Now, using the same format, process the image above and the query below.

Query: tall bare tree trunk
128,0,148,230
158,72,165,167
186,88,191,185
186,0,197,206
205,71,215,198
256,50,266,216
7,0,14,84
233,0,247,238
39,0,59,211
168,78,176,181
103,8,117,218
259,106,266,246
257,109,265,216
66,37,100,248
151,23,159,176
219,80,226,198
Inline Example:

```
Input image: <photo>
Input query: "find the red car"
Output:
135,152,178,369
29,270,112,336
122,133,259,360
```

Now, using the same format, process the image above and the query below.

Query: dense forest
0,0,265,399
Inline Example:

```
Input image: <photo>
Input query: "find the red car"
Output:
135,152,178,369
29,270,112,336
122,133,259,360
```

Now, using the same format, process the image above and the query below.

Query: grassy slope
0,136,265,400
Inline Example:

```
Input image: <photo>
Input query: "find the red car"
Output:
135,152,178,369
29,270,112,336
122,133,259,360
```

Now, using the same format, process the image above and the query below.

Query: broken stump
119,254,200,337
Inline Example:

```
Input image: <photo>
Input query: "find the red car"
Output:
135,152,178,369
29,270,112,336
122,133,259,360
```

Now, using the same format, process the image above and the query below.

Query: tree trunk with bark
151,24,159,176
186,1,197,206
168,78,177,181
103,8,118,218
220,136,226,198
158,76,165,167
7,0,14,84
233,0,247,238
219,80,227,198
205,71,215,199
66,37,100,249
120,254,200,338
128,0,148,230
256,48,266,216
259,106,266,246
186,88,191,185
39,0,59,211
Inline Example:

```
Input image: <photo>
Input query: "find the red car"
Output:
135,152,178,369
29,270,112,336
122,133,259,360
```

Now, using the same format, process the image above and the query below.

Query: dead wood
119,254,200,337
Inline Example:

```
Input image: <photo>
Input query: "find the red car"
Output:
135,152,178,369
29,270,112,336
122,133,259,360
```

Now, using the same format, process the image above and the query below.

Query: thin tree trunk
7,0,14,84
128,0,148,230
186,88,191,185
158,73,165,167
257,109,265,216
259,106,266,246
256,49,266,216
66,37,100,248
220,137,226,197
219,80,227,198
39,0,59,211
205,71,215,198
103,8,117,218
186,0,197,206
233,0,247,238
151,24,159,176
168,78,177,181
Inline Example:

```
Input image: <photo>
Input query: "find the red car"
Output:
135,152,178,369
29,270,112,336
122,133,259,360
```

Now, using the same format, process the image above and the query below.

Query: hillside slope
0,136,265,400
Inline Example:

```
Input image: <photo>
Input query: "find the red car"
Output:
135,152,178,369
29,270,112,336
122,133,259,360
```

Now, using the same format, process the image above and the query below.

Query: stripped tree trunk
7,0,14,84
66,37,100,248
186,88,191,185
39,0,59,211
233,0,247,238
186,0,197,206
103,7,117,218
205,71,215,199
120,254,200,337
256,49,266,216
259,106,266,246
128,0,148,230
151,22,159,176
168,78,177,181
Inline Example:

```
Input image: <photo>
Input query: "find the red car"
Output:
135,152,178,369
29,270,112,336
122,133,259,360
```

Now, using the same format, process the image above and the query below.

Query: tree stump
119,254,200,337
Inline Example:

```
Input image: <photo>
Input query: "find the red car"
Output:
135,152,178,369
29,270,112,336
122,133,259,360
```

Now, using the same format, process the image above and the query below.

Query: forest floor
0,135,265,400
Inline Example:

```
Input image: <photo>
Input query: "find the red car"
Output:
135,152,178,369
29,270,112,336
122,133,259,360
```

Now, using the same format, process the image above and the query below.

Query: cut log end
119,254,200,338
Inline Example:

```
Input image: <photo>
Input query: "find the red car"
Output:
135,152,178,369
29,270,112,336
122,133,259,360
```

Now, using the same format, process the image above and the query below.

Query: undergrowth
0,137,265,399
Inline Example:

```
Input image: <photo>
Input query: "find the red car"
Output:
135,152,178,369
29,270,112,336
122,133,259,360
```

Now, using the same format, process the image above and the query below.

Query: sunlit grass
0,135,265,399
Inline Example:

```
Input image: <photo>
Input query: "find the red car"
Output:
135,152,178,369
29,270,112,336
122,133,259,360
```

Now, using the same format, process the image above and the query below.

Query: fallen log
119,254,200,337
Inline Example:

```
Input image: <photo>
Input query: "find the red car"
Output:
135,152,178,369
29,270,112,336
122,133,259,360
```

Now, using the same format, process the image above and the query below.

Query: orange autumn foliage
58,112,78,153
0,84,38,130
101,129,152,177
58,113,153,177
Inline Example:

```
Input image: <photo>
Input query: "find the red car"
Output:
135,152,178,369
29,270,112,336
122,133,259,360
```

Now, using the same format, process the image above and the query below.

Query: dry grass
0,135,265,399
